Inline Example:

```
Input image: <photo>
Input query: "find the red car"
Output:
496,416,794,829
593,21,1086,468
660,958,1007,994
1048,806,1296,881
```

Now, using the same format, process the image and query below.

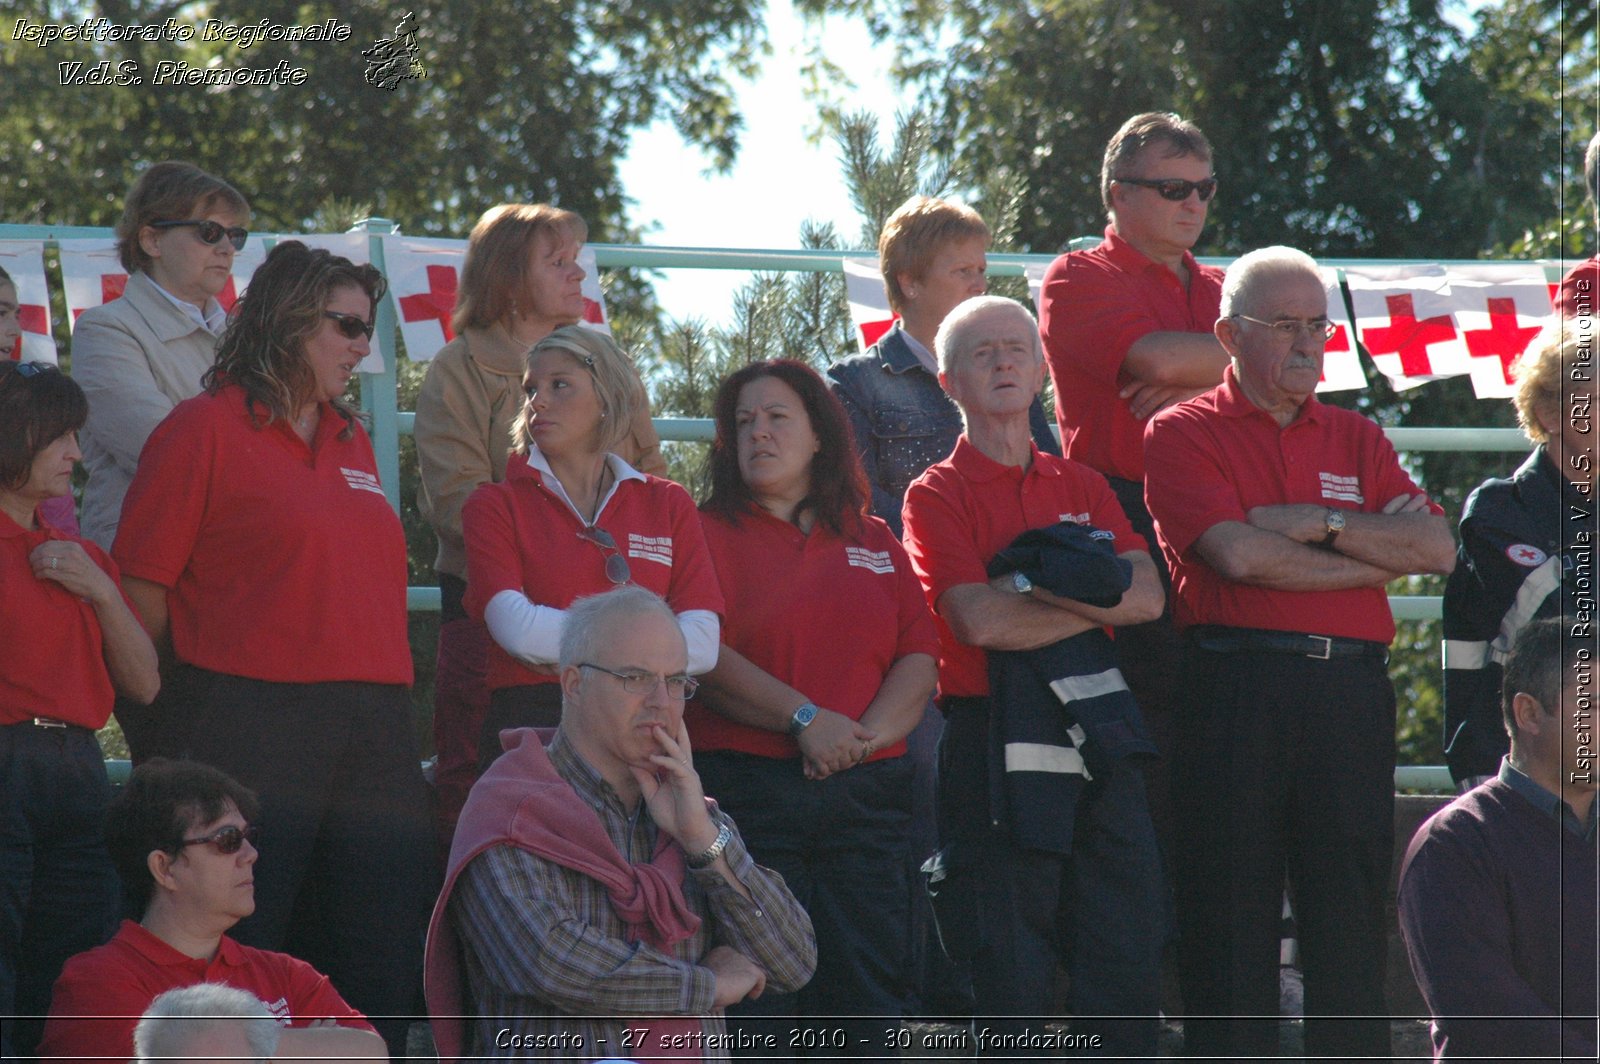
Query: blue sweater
1397,777,1597,1061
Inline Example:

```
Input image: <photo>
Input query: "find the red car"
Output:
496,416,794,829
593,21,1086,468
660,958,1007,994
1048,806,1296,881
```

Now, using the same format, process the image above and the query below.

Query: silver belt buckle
1306,636,1333,660
32,717,67,729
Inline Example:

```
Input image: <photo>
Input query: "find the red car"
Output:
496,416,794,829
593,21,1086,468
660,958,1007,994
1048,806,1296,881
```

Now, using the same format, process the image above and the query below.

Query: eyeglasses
179,824,259,855
1231,314,1337,341
148,219,249,251
577,525,631,585
1112,176,1218,202
323,311,375,340
581,662,699,700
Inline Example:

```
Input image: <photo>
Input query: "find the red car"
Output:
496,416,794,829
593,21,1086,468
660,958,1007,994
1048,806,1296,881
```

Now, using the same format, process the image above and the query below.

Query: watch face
1328,510,1347,532
1012,572,1032,594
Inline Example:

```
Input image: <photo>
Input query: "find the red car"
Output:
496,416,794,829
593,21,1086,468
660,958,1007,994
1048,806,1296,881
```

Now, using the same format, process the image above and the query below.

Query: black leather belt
1191,626,1389,663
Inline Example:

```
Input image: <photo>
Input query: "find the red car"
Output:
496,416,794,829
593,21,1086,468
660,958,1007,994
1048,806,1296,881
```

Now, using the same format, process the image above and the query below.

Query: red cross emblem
1506,543,1547,567
581,297,605,325
857,315,898,350
1318,322,1352,382
1360,293,1458,376
72,274,130,320
398,264,458,343
1463,298,1542,385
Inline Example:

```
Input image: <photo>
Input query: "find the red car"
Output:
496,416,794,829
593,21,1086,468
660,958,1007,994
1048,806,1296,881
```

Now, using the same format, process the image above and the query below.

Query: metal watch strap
788,701,819,737
687,822,733,869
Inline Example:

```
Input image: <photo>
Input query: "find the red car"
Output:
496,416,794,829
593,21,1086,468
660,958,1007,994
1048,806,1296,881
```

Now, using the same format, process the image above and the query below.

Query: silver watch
788,701,820,737
1011,571,1034,594
687,822,733,869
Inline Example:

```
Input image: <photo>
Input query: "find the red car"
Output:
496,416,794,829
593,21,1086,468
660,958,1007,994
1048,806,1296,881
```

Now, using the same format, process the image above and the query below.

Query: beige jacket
414,323,666,579
71,272,224,549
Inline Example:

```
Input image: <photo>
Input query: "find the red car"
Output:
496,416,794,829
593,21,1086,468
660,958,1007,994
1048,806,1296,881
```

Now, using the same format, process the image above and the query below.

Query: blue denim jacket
826,326,1061,538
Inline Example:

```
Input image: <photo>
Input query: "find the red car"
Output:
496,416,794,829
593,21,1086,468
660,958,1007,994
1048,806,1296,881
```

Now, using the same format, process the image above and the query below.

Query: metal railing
8,222,1562,793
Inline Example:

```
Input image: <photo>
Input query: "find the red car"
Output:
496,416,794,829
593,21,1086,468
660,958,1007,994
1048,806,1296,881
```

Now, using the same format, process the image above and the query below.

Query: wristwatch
788,701,820,737
1320,508,1346,548
687,822,733,869
1011,571,1034,594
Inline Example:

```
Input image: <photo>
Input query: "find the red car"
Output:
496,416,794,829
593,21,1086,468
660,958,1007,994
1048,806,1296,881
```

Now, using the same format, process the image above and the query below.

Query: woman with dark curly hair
0,361,158,1059
112,241,435,1057
689,360,939,1057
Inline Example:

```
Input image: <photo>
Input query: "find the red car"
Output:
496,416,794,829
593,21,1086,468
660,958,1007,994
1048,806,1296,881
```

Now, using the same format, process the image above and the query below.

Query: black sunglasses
1113,176,1218,202
577,525,631,585
180,823,260,855
148,219,249,251
324,311,375,340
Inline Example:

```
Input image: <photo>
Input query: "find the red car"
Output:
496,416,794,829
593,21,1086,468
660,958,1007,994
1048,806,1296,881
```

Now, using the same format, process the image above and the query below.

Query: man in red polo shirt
1037,112,1227,848
903,295,1167,1057
1143,246,1456,1060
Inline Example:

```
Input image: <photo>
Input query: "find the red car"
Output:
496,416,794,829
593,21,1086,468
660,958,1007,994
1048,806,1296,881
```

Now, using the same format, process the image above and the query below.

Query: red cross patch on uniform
1505,543,1547,567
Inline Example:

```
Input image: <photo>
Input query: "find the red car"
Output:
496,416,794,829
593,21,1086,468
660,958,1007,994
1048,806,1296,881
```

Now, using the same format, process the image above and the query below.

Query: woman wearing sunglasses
413,203,666,842
111,242,435,1059
0,361,159,1060
71,161,250,551
461,325,721,762
689,360,939,1057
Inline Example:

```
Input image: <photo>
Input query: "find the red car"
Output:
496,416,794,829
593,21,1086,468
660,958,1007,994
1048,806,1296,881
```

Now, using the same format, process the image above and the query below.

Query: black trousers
180,670,439,1058
1172,642,1395,1060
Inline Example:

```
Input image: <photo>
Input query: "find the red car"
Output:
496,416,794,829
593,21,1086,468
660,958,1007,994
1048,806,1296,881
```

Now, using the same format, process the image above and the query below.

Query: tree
2,0,766,242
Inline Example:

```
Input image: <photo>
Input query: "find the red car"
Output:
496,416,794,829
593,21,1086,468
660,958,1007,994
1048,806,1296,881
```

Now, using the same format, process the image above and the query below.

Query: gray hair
133,984,279,1064
1218,246,1323,319
558,585,680,672
934,295,1043,376
511,325,638,456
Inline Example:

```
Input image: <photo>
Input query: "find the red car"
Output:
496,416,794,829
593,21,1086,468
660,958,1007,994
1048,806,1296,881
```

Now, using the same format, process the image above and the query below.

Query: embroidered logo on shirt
1317,472,1364,504
627,533,673,566
1059,512,1091,524
340,467,385,496
1506,543,1547,567
263,996,291,1025
845,546,896,574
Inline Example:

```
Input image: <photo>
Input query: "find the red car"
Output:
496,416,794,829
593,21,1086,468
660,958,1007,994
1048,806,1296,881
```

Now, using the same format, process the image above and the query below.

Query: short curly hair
1511,329,1586,446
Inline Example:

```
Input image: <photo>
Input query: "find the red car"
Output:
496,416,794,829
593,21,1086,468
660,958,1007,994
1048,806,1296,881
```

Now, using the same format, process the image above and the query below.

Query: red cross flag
1344,264,1465,389
0,241,57,364
382,236,463,360
1443,264,1554,399
382,238,609,363
58,238,265,329
297,234,385,373
1317,267,1367,393
843,257,897,354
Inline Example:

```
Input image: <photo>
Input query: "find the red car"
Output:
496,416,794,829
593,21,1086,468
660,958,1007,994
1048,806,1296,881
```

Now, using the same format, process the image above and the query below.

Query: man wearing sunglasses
39,759,385,1064
427,586,816,1062
1143,247,1456,1060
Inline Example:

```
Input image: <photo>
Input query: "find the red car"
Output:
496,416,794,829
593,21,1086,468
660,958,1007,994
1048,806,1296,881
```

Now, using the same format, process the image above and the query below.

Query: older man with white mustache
1142,246,1456,1060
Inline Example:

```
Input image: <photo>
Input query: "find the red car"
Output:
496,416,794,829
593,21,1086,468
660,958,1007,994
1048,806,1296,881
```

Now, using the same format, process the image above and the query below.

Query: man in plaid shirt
426,586,816,1062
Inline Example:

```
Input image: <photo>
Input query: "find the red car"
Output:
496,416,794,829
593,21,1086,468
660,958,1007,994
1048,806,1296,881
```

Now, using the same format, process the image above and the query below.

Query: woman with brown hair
112,242,434,1058
690,359,939,1057
414,203,665,839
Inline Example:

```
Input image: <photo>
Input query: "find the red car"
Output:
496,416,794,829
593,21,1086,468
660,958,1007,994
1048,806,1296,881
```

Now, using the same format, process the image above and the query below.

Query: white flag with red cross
383,238,608,362
843,257,897,355
0,241,57,364
1317,267,1367,393
1024,261,1049,316
1344,264,1467,390
1440,264,1554,399
57,238,265,331
293,233,387,374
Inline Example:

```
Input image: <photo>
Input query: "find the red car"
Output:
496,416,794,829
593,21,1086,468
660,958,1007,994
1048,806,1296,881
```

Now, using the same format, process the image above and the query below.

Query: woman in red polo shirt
112,242,434,1058
461,324,722,755
0,361,158,1060
690,360,939,1057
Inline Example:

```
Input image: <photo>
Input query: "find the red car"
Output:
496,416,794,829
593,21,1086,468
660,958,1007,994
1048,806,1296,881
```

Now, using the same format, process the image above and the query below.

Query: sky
616,2,903,329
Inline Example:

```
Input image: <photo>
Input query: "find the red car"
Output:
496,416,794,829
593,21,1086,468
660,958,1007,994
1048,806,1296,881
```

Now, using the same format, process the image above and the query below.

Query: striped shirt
450,732,816,1061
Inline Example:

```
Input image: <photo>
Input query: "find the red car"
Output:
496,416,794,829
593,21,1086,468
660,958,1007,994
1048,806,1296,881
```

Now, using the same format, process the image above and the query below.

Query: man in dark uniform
1143,246,1456,1059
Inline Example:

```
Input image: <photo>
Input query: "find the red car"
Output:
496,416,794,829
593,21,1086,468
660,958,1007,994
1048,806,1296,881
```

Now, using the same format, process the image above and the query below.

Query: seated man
426,585,816,1062
133,983,280,1064
1398,617,1597,1061
39,759,384,1064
